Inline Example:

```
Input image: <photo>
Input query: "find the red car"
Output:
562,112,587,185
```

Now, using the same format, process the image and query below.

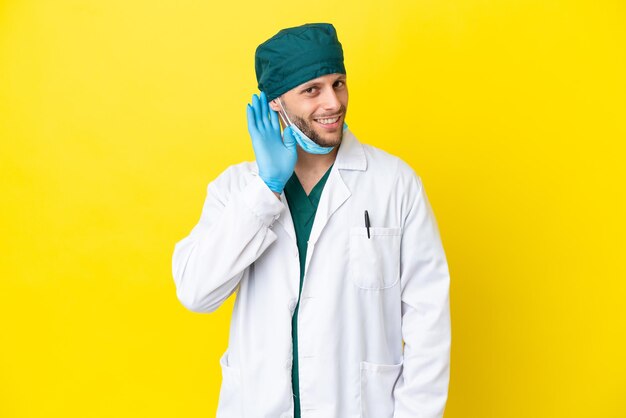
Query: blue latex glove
246,91,297,194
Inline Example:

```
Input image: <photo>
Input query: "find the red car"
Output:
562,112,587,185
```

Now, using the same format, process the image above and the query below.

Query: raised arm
172,169,284,313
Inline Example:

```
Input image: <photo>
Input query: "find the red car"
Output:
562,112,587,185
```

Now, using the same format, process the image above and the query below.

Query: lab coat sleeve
172,168,285,313
394,170,451,418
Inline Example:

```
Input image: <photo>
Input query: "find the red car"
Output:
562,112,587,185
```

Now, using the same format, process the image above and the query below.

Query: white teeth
316,117,339,125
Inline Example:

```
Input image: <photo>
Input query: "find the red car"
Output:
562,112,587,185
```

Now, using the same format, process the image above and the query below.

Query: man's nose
320,87,341,111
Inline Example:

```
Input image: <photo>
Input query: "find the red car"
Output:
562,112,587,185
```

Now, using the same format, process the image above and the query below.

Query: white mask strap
276,97,294,127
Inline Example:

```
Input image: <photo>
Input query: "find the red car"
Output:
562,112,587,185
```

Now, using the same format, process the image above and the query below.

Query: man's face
270,73,348,147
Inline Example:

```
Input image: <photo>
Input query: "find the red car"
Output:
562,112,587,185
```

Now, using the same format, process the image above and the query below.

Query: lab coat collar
276,128,366,249
334,128,367,171
300,128,365,254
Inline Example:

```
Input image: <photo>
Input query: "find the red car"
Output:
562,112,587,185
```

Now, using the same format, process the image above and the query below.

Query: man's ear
269,99,280,112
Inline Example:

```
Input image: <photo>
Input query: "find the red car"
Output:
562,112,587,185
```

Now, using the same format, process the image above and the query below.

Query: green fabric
283,164,333,418
255,23,346,101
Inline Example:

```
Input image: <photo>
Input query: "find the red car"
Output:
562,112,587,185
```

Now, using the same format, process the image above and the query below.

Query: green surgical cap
255,23,346,101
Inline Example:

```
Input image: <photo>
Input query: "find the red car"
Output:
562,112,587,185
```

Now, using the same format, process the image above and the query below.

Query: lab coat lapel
307,129,367,249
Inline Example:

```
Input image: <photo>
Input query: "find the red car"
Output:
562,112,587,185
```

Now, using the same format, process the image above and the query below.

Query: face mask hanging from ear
276,97,347,155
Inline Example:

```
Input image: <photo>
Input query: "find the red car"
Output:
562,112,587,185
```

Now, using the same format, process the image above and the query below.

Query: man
172,23,451,418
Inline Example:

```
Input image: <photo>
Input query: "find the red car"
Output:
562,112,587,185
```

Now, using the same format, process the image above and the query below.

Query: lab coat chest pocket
360,360,403,418
349,227,401,290
216,350,242,418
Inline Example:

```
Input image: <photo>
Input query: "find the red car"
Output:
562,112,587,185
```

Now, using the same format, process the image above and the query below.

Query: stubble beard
291,108,346,147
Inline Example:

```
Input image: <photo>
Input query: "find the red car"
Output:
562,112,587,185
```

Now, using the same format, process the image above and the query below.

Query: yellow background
1,0,624,416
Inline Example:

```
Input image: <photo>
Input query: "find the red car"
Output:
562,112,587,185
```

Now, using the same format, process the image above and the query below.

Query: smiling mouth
313,115,342,128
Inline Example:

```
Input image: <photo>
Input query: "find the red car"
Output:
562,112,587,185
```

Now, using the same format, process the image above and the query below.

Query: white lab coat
172,129,451,418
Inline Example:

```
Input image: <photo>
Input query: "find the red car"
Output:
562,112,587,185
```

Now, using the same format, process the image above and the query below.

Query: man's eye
334,80,345,87
304,87,315,93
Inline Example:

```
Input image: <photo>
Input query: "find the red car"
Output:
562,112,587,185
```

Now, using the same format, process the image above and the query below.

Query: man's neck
295,145,338,174
293,145,339,195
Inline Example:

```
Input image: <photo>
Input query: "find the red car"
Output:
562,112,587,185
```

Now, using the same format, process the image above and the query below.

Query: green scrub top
283,164,334,418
